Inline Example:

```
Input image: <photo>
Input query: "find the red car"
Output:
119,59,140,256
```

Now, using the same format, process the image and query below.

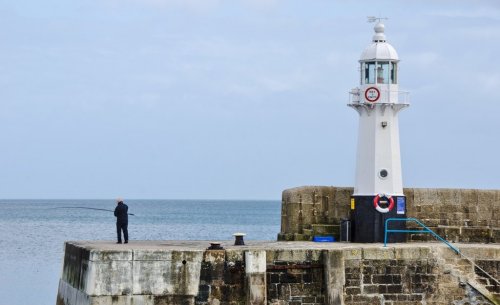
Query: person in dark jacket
114,198,129,244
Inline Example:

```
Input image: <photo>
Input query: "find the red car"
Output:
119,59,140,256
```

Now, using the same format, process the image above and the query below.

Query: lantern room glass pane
391,62,397,84
365,62,376,84
360,63,364,84
376,62,389,84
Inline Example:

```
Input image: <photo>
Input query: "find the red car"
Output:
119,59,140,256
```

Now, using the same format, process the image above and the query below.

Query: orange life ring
373,194,394,213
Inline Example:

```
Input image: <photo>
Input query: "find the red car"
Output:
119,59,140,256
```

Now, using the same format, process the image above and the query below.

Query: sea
0,199,280,305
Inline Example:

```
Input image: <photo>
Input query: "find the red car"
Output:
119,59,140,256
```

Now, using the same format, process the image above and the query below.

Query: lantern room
352,22,403,104
361,61,397,85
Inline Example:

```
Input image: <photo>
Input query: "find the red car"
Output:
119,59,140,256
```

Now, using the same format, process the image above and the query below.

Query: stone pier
57,186,500,305
56,241,500,305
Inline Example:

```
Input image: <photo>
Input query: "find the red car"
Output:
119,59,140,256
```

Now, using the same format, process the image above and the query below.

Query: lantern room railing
348,89,410,104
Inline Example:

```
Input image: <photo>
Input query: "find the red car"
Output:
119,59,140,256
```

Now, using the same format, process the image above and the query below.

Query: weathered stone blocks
324,250,345,305
245,250,267,305
85,260,133,295
280,186,500,243
58,244,204,305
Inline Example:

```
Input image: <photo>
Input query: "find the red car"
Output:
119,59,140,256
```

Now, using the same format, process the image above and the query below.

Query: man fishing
114,198,129,244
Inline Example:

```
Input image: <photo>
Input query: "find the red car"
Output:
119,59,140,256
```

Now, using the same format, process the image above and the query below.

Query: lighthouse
348,19,409,243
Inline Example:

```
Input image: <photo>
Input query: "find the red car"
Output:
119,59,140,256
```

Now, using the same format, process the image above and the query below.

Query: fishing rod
49,206,135,216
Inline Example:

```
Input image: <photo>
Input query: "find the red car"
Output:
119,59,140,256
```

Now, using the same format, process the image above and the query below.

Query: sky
0,0,499,199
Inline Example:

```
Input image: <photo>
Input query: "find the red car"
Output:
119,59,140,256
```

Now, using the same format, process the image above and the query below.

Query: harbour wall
56,186,500,305
56,241,500,305
278,186,500,243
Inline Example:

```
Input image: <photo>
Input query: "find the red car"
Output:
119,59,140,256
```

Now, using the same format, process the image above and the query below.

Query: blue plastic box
312,236,336,242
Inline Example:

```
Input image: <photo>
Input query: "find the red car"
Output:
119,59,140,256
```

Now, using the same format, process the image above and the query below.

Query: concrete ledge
57,241,500,305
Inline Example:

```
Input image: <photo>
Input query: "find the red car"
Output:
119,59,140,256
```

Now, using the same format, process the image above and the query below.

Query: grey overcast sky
0,0,499,199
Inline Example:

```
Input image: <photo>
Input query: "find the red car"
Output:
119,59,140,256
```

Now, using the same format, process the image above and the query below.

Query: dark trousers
116,222,128,242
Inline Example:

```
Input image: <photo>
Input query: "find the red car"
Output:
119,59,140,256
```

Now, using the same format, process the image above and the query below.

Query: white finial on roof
367,16,388,43
360,17,398,61
374,22,384,34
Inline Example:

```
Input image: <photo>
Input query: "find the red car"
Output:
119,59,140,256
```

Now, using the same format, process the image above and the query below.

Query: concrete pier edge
57,241,500,305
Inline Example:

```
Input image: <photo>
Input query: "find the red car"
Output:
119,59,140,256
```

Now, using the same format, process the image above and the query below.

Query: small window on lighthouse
379,169,389,179
365,62,376,84
376,62,389,84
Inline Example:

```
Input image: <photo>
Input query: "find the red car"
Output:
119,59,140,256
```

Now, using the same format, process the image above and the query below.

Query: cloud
223,83,259,97
109,0,223,12
476,73,500,93
461,25,500,40
429,7,500,20
106,0,283,13
325,51,359,67
242,0,281,11
404,52,439,68
258,77,293,93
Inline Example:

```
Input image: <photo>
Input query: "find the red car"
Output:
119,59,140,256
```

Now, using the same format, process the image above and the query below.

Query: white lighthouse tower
348,18,409,243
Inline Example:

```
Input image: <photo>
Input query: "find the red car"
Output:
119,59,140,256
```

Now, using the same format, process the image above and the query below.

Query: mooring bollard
207,242,224,250
233,233,246,245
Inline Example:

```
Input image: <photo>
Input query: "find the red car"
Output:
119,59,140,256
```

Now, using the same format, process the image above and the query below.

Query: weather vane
367,16,388,23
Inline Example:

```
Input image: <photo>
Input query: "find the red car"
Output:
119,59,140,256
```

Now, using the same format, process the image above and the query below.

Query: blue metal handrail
384,218,461,255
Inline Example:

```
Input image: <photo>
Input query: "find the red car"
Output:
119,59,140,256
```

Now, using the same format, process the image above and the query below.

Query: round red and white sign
364,87,380,103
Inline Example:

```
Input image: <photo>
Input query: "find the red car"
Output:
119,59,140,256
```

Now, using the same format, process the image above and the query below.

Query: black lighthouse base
351,195,407,243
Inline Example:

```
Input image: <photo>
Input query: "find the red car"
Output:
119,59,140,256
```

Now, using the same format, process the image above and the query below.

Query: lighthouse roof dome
360,22,399,61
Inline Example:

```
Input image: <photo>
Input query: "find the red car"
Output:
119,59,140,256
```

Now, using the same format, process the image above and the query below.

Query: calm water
0,199,280,305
